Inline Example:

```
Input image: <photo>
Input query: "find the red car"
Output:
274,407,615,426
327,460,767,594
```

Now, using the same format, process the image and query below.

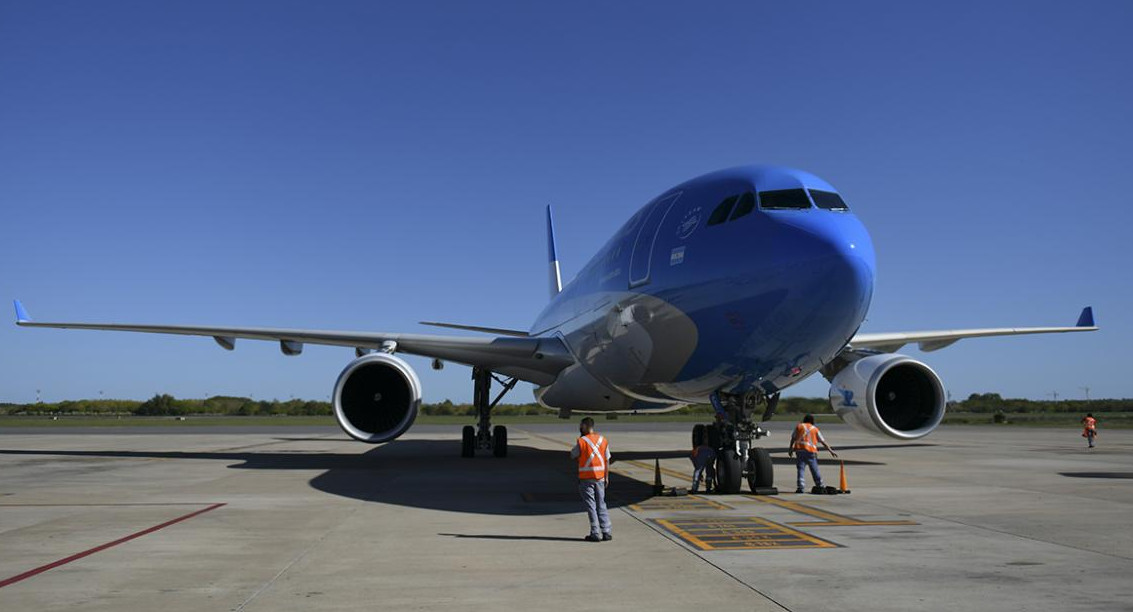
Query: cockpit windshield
707,195,738,226
809,190,850,211
758,189,812,210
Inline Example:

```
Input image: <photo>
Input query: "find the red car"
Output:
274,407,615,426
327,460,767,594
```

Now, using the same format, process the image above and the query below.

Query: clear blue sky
1,2,1129,404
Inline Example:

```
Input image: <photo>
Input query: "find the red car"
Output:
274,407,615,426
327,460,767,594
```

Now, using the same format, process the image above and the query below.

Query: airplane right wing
13,301,574,386
849,307,1098,353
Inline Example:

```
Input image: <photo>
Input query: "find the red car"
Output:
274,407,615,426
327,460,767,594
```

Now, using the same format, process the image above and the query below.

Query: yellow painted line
624,458,693,482
653,517,839,551
746,495,917,527
628,496,732,512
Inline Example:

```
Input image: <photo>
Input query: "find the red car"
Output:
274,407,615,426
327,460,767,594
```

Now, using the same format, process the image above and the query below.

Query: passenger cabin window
707,195,738,226
758,189,812,210
730,192,756,221
809,190,849,211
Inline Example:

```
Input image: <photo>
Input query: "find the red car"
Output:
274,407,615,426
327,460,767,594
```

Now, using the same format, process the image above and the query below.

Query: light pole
1080,386,1090,401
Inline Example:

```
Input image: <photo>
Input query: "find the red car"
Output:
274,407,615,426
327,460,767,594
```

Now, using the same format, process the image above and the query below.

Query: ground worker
690,439,716,494
570,417,612,542
788,414,838,494
1082,413,1098,449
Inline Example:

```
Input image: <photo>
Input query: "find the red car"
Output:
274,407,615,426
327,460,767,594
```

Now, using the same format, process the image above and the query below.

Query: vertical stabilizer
547,206,563,299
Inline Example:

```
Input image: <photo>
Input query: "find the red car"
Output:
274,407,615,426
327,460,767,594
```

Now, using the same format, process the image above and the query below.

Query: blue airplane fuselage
530,165,876,412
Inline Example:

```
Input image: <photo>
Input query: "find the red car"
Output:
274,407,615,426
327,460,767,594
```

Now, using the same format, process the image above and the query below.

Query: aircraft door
628,191,681,288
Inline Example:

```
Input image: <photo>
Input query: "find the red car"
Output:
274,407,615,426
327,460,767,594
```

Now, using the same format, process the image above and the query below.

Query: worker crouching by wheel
787,414,838,494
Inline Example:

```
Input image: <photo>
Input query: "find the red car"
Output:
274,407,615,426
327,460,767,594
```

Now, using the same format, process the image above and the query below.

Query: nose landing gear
692,391,779,494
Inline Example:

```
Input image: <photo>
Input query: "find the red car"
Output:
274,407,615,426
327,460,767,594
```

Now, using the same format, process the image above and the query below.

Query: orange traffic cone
839,461,851,494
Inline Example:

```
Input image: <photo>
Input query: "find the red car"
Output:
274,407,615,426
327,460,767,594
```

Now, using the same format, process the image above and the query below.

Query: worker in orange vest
570,417,612,542
788,414,838,494
1082,413,1098,448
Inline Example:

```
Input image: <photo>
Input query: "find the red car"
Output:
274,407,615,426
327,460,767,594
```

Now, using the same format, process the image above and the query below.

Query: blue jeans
796,450,824,489
579,480,611,536
691,447,716,492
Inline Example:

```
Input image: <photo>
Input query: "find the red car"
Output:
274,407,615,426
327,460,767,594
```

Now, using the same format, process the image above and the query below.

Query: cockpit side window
758,189,812,210
707,195,738,226
729,192,756,221
809,190,850,211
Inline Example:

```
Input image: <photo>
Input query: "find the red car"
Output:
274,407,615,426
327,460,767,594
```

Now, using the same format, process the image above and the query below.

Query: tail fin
547,205,562,299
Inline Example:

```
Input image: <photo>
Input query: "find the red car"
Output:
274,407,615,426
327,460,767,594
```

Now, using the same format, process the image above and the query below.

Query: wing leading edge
12,301,573,386
850,307,1098,353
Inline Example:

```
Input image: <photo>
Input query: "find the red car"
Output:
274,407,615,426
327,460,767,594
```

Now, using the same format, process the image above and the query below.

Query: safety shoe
584,534,601,542
602,533,613,541
795,488,805,494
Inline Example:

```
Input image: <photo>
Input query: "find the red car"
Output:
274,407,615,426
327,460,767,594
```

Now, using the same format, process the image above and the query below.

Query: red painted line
0,505,211,510
0,502,226,589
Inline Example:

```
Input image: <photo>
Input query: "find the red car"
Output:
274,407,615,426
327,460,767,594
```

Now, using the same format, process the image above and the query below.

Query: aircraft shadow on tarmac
0,440,651,516
1059,471,1133,479
438,533,586,542
0,436,920,515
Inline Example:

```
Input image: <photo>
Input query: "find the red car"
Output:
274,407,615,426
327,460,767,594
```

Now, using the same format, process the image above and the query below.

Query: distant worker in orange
570,417,612,542
1082,413,1098,449
788,414,838,494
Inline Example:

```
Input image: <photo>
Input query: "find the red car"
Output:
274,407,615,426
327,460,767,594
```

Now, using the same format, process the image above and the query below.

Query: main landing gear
461,367,518,458
691,391,779,494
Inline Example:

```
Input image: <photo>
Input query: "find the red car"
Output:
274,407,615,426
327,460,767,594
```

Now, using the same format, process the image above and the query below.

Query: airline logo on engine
837,387,858,407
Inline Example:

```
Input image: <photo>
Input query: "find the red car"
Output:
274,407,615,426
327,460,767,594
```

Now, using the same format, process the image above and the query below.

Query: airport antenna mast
1080,386,1090,401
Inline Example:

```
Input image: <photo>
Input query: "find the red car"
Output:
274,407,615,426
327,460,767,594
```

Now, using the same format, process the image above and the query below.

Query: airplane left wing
13,301,574,385
849,307,1097,353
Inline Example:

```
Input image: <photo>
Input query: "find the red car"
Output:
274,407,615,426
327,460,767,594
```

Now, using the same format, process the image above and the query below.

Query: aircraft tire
461,425,475,458
492,425,508,458
716,451,742,494
747,448,774,491
692,424,706,447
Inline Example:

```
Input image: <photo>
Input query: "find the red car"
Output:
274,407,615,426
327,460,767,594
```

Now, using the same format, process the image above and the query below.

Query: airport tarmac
0,422,1130,611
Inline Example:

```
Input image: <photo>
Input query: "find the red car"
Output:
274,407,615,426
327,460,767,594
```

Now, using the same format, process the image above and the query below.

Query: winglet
547,205,562,299
13,300,31,324
1076,306,1095,328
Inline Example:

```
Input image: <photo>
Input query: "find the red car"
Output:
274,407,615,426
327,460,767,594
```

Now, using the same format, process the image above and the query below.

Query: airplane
13,164,1098,493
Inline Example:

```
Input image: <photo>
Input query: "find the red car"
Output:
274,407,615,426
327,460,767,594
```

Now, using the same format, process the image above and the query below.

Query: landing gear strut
460,367,518,458
695,391,779,493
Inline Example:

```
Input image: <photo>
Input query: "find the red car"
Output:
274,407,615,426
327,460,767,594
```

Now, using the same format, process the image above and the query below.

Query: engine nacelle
828,354,946,440
332,353,422,443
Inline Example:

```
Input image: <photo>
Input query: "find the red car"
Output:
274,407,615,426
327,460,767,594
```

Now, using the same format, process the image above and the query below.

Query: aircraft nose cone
772,211,876,336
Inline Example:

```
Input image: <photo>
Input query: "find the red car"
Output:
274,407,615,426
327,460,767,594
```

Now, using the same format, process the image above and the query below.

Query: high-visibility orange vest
577,433,609,480
1083,417,1097,433
793,423,820,453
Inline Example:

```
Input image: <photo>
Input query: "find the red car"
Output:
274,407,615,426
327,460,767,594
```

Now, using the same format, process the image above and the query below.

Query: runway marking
629,496,732,512
624,458,694,482
0,502,222,507
746,495,917,527
0,502,226,589
652,517,839,551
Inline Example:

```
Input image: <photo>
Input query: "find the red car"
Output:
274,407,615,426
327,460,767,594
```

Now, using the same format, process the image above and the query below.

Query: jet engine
332,353,422,443
828,354,946,440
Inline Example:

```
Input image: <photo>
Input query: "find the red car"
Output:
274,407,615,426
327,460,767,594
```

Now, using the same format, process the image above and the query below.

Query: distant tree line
1,392,1129,417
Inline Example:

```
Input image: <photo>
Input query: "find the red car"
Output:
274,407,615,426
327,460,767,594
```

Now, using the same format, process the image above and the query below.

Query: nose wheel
697,391,778,493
